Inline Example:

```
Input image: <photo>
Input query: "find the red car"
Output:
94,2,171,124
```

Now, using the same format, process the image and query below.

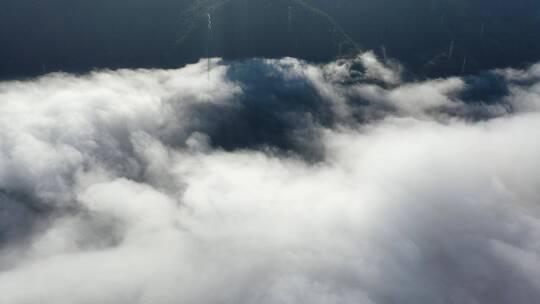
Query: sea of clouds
0,53,540,303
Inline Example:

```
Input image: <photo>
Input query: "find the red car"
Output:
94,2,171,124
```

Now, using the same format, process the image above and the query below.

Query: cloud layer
1,54,540,303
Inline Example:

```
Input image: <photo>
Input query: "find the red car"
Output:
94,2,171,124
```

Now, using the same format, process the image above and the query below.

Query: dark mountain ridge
1,0,539,79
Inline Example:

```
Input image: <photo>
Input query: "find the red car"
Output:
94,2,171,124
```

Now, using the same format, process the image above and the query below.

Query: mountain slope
1,0,539,78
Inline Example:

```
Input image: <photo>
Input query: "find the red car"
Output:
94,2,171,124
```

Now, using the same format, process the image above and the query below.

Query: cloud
1,54,540,304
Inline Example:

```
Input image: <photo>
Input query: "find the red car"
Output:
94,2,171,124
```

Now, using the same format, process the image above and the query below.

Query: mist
1,54,540,303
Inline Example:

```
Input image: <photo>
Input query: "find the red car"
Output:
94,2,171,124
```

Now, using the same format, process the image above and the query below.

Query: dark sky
1,0,540,79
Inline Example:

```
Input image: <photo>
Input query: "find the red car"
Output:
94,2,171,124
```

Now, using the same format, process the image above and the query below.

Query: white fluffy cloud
1,55,540,304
